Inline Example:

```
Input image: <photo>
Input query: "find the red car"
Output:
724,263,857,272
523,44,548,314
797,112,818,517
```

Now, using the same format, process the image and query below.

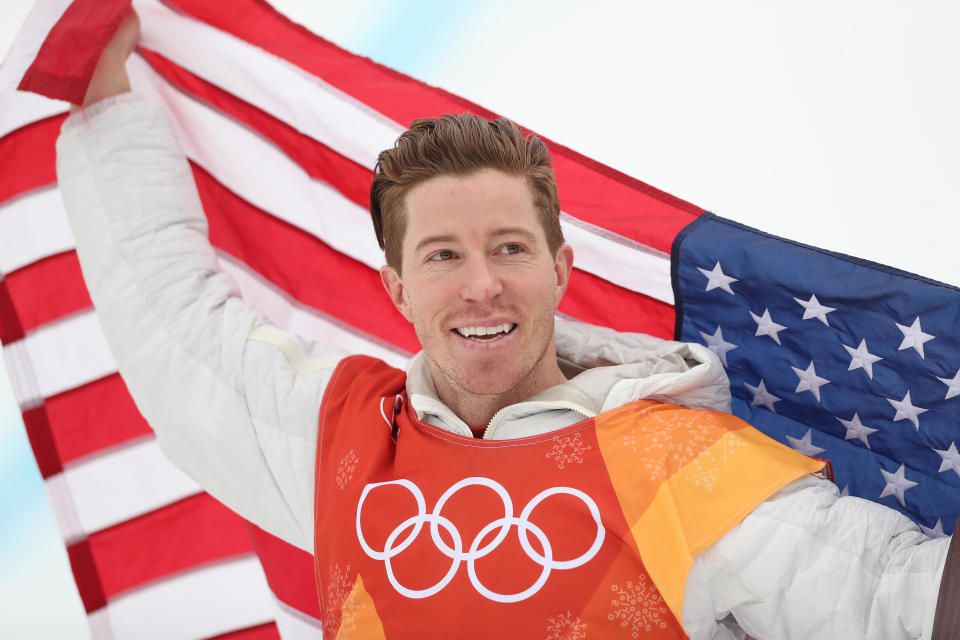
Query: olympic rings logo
355,477,605,603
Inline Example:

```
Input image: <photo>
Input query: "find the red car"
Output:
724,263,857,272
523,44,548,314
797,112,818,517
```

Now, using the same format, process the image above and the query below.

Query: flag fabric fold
1,1,957,638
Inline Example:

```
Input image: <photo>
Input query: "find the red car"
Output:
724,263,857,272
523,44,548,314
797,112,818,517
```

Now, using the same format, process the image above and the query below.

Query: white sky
1,1,959,637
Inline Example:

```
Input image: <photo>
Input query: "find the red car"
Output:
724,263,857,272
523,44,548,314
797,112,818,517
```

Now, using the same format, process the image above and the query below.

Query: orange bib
313,356,825,639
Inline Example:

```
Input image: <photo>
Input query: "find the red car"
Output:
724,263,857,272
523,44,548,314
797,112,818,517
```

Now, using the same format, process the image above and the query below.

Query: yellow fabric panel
596,400,826,622
336,574,387,640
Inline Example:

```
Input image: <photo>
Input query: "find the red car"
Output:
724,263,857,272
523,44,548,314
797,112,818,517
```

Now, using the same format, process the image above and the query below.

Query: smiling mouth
453,323,517,342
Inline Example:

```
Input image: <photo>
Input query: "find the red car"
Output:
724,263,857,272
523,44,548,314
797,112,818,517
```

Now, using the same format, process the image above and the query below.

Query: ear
380,265,413,323
552,244,574,304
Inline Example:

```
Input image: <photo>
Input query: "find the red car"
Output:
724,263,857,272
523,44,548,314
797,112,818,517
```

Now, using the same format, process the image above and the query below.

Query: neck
431,356,569,428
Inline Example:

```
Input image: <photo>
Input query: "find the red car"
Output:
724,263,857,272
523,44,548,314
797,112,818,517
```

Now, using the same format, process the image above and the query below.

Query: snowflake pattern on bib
681,433,749,494
607,574,670,637
323,563,354,637
544,610,588,640
336,449,360,489
619,409,728,482
546,432,593,469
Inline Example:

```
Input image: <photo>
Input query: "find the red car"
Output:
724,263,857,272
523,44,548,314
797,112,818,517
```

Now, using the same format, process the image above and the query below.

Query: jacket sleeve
682,474,950,640
56,93,344,552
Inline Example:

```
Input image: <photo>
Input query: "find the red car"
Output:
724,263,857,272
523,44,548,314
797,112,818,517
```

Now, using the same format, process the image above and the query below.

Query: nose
459,256,503,302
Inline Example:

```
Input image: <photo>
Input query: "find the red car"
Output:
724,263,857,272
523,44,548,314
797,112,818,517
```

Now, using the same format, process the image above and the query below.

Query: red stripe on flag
0,114,64,202
138,47,372,210
561,268,675,339
246,524,322,619
205,622,281,640
67,537,108,613
193,163,420,353
22,405,63,478
46,374,151,466
167,0,702,252
0,278,26,344
18,0,131,104
85,493,253,599
4,252,92,334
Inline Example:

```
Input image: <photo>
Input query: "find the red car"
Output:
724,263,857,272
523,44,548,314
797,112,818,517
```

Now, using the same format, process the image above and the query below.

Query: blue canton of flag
673,213,960,536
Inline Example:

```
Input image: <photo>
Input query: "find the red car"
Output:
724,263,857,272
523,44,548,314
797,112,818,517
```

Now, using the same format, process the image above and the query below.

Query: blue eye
430,250,455,261
500,244,522,255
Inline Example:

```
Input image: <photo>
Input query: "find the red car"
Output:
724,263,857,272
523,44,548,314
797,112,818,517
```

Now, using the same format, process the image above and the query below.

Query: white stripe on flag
134,0,402,170
15,309,116,399
0,185,75,275
0,90,67,140
87,555,275,640
0,0,73,93
560,214,673,304
44,471,86,545
48,436,201,537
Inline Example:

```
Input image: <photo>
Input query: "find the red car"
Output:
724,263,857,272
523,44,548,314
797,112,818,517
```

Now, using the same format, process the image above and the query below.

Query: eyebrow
414,227,538,253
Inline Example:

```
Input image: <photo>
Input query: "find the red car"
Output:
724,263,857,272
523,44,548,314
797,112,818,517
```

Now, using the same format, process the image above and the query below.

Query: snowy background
1,0,958,637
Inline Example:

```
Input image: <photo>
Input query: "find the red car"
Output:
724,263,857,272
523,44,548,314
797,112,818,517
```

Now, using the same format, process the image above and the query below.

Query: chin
450,360,533,398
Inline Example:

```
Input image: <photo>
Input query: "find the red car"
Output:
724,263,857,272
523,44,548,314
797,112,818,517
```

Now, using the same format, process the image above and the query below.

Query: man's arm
56,10,343,551
682,475,950,639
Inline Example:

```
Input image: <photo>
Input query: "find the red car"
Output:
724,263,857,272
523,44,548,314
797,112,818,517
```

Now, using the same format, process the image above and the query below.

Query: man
56,9,954,639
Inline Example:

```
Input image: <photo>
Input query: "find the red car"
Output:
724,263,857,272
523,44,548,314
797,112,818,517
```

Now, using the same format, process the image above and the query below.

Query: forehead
402,169,540,244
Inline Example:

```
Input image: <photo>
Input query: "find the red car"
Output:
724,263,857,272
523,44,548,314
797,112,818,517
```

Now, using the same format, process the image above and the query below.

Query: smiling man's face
380,168,573,420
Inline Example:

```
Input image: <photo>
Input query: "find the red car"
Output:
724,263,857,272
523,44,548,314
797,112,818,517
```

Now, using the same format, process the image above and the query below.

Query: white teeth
455,323,516,338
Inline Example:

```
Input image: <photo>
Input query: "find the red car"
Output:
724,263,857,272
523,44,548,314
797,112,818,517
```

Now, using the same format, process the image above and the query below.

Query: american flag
675,215,960,536
1,0,957,638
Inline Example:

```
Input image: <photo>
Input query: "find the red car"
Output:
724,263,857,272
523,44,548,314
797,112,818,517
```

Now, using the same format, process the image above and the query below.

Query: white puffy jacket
56,93,949,639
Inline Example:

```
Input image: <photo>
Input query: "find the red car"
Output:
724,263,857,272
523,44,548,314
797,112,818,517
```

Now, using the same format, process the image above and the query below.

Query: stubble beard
420,307,559,421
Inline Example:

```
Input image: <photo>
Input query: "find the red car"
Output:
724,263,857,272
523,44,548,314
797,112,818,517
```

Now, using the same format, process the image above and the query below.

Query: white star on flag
837,413,878,449
895,316,935,359
786,428,826,456
794,293,835,326
699,326,738,367
745,379,781,413
791,361,830,403
919,519,948,539
749,309,787,345
937,368,960,400
878,463,918,508
887,391,928,430
842,339,882,380
697,261,738,295
933,442,960,479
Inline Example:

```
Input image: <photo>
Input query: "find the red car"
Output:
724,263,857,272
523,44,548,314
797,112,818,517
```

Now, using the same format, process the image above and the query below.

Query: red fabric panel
138,48,372,210
166,0,702,253
204,622,280,640
0,114,64,202
193,163,421,354
22,406,63,478
45,374,151,466
18,0,131,104
245,524,322,619
561,268,675,340
84,493,253,599
66,537,108,613
4,251,91,333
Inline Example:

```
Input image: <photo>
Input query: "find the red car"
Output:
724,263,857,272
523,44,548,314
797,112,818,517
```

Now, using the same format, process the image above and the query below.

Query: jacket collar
406,315,731,439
